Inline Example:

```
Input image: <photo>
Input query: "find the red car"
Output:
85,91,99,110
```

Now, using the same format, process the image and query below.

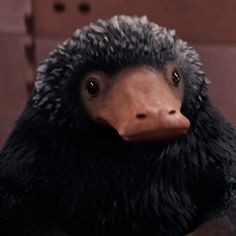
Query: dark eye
86,80,100,95
172,71,181,87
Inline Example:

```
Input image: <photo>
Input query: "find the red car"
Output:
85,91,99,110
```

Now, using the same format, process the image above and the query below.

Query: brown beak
96,67,190,142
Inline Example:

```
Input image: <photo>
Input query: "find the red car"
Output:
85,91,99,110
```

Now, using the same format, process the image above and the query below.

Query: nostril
169,110,176,115
136,113,147,119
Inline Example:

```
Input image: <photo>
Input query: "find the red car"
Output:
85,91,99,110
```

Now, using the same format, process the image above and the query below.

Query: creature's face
81,64,189,142
32,15,209,143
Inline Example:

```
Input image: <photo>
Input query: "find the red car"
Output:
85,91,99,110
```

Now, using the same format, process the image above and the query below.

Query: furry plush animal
0,15,236,236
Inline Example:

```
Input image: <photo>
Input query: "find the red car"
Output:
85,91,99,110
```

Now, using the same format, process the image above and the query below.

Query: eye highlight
86,80,100,95
172,71,181,87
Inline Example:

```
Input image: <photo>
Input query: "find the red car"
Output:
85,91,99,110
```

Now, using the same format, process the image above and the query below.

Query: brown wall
0,0,32,146
1,0,236,147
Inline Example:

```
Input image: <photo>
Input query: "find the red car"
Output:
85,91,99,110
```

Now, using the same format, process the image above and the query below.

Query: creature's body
0,15,236,236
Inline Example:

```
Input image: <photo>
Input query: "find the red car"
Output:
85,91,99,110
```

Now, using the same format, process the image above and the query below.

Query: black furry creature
1,15,236,236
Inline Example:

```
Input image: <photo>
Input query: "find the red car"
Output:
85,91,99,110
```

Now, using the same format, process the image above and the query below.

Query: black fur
1,15,236,236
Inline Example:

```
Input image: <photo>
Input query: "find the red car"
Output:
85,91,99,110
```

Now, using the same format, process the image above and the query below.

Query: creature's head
31,15,209,143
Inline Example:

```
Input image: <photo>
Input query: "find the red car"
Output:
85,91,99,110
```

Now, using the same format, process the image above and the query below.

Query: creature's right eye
86,80,100,96
172,71,181,87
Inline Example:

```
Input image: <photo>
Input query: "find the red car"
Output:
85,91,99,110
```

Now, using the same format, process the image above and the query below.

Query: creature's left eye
86,80,100,96
172,71,181,87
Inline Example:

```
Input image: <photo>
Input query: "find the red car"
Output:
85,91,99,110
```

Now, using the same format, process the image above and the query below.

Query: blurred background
1,0,236,148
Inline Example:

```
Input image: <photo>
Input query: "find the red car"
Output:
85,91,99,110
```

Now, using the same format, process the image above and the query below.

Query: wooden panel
35,38,64,65
0,35,32,147
34,0,236,43
194,44,236,125
0,0,31,34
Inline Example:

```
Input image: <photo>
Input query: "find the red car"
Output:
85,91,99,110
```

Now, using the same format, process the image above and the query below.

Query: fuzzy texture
1,15,236,236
